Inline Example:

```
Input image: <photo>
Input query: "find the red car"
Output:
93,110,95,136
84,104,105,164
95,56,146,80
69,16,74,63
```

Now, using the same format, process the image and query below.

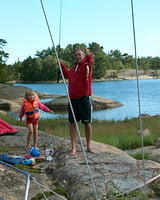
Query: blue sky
1,0,160,64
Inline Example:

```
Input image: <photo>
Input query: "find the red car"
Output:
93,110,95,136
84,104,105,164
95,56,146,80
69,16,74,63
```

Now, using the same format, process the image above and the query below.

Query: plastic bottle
46,142,54,161
50,143,54,153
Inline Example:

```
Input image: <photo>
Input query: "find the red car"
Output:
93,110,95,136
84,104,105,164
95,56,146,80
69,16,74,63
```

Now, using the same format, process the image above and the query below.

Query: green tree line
1,39,160,83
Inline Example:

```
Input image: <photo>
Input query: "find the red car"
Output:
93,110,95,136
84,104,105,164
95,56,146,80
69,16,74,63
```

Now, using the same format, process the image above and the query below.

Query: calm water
15,79,160,121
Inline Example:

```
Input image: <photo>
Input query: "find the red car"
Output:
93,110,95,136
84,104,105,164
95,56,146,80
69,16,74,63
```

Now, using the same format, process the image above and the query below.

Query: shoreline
94,75,159,82
13,75,159,84
14,69,160,84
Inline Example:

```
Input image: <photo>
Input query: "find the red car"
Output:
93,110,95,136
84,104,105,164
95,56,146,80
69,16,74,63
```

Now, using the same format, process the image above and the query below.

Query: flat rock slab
45,95,123,111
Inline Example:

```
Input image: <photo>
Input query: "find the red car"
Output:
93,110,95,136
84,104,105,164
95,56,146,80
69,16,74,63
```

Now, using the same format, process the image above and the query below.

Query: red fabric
61,55,94,99
23,154,45,160
26,119,39,125
0,119,18,135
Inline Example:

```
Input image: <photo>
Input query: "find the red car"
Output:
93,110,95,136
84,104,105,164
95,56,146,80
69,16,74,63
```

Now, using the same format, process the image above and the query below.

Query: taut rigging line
130,0,147,195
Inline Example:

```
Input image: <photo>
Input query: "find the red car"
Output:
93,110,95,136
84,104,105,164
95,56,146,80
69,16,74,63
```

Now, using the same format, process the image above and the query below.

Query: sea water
15,79,160,121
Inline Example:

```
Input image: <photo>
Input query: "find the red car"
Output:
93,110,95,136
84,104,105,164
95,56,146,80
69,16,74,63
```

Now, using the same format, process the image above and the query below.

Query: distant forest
1,38,160,83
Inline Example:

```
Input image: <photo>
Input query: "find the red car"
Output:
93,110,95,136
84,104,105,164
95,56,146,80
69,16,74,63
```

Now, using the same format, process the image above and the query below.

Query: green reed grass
130,152,150,160
1,114,160,150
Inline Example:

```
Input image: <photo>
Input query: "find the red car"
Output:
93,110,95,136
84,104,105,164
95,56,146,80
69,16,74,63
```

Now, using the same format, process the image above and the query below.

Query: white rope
130,0,147,194
34,180,49,200
123,173,160,194
58,0,62,50
33,177,66,200
57,0,63,83
39,1,99,199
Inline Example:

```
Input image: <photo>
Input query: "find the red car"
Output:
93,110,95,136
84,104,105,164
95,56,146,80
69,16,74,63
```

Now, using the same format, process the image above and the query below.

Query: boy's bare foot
70,148,77,156
87,147,96,153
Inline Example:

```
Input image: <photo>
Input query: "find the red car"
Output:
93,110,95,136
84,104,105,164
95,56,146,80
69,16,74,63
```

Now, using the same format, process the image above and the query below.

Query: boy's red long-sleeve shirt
61,55,94,99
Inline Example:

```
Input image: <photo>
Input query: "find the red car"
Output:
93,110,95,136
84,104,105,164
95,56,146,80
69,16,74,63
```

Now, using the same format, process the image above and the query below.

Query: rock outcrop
0,84,58,112
0,98,21,112
0,84,123,113
0,126,160,200
0,84,58,100
44,95,123,112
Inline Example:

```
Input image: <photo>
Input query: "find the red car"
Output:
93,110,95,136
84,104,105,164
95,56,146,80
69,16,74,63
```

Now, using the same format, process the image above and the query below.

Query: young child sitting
19,90,53,149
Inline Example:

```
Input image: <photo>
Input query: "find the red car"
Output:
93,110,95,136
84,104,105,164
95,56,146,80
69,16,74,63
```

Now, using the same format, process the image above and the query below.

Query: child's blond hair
25,90,39,100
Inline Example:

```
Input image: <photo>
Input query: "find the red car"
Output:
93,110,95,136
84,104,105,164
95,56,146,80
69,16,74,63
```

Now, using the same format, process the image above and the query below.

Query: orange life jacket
23,98,40,120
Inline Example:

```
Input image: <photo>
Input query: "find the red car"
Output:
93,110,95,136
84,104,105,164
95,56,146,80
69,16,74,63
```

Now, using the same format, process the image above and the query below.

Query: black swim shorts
68,96,92,124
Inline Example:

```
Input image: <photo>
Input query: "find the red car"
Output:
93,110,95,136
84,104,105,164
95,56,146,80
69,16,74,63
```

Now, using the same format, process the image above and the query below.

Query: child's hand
50,110,54,114
34,107,39,112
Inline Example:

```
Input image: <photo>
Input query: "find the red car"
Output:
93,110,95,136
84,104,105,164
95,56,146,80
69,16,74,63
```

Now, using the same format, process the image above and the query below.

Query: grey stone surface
44,95,123,112
1,126,160,199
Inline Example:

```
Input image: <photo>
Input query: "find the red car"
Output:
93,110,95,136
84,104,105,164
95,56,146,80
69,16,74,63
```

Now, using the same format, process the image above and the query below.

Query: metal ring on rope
39,0,99,199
